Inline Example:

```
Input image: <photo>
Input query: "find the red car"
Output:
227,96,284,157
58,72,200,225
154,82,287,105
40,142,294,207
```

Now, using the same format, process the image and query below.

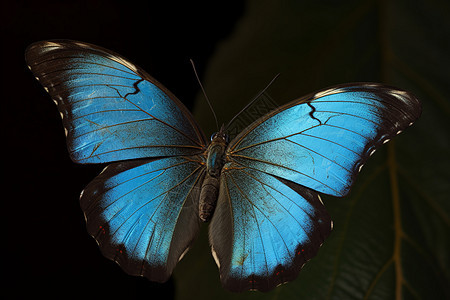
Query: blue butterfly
25,40,421,292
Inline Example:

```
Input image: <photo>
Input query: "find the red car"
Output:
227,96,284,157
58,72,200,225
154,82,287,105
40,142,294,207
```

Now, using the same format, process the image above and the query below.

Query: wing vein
231,123,371,154
230,155,341,195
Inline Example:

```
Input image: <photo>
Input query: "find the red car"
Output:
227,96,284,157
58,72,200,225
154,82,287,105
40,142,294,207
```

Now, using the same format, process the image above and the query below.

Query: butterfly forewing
227,83,421,197
25,40,206,163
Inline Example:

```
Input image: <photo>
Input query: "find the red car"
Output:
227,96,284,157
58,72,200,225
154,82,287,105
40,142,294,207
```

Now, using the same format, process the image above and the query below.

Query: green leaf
174,0,450,299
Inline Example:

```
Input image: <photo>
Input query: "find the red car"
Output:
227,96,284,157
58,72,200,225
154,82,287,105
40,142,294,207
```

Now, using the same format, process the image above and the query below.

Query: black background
4,1,244,298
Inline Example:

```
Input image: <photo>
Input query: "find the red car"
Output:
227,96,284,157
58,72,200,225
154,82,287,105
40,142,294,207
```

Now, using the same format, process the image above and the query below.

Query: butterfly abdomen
199,130,228,222
199,174,220,222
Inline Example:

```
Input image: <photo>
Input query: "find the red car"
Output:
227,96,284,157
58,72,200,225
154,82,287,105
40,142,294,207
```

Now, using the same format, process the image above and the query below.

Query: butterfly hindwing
25,40,205,163
209,163,331,292
80,156,205,282
227,83,421,197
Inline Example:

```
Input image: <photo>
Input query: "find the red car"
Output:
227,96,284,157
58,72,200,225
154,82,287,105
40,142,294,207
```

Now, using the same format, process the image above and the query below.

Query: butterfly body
199,127,228,222
25,40,421,292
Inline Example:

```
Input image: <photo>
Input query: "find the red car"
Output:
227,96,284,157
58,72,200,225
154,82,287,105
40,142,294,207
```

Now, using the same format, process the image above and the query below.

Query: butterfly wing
209,164,331,292
209,83,421,291
26,40,208,280
227,83,421,197
81,156,205,282
25,40,206,163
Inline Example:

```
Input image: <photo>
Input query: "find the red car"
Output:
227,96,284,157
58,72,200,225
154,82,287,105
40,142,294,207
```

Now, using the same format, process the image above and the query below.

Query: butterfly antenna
225,73,280,130
190,59,219,131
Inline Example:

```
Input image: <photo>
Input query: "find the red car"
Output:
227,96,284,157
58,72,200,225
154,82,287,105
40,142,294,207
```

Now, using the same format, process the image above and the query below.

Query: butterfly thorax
199,128,228,222
206,133,228,177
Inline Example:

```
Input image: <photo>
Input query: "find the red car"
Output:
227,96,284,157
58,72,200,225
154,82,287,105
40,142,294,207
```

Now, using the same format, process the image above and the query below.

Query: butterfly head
210,124,229,144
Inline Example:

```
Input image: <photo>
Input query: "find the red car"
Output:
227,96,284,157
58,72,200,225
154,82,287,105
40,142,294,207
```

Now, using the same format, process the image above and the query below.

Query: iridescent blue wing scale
209,164,331,292
25,40,206,163
81,156,205,282
210,83,421,291
227,83,421,197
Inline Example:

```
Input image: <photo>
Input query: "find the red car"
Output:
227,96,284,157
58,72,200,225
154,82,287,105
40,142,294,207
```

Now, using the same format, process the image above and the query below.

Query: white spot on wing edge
42,41,63,48
211,246,220,268
313,87,344,100
391,90,409,103
313,90,330,99
99,165,110,175
80,190,88,223
104,52,140,74
318,194,324,205
73,41,90,48
178,247,190,262
275,282,285,289
40,41,65,54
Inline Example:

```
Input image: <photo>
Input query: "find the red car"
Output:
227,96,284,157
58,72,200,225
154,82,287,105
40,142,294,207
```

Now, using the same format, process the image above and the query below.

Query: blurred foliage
173,0,450,299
